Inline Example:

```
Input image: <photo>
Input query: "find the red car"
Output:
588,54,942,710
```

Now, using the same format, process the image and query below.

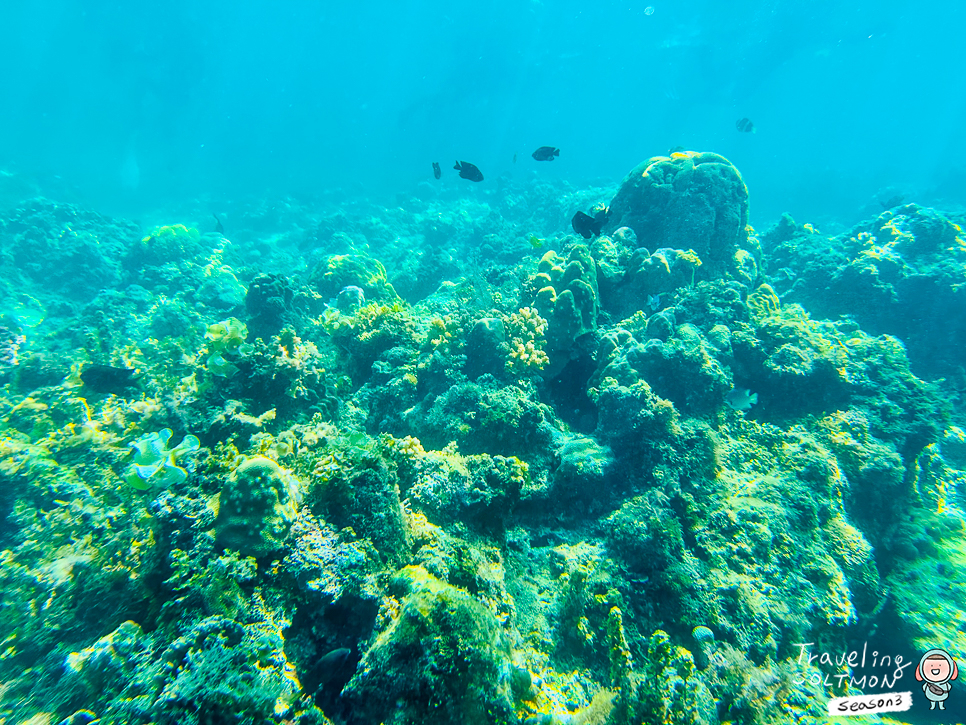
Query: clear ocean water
1,1,964,223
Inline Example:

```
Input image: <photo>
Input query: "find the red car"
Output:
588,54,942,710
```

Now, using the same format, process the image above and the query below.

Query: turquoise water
1,1,965,222
0,3,964,725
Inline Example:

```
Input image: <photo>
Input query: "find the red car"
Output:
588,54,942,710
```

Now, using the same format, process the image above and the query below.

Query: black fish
736,117,756,133
81,365,137,394
432,161,441,180
213,213,224,234
513,153,517,164
571,211,604,239
454,160,484,182
532,146,560,161
303,647,354,693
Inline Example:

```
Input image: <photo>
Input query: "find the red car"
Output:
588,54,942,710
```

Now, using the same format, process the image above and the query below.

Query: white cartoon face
924,656,951,683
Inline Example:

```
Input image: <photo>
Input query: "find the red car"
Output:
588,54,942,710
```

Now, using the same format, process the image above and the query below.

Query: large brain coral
607,151,750,278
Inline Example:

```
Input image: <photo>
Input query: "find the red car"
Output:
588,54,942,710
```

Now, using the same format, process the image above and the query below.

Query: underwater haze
2,2,966,725
2,0,965,222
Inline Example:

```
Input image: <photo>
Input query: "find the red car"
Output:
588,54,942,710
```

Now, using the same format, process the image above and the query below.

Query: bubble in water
644,6,654,14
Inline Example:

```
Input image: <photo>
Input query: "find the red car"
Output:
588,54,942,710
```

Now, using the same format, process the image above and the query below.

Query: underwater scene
2,2,966,724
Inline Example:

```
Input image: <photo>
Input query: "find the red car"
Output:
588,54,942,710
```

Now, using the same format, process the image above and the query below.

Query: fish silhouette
532,146,560,161
735,118,756,133
571,211,604,239
454,161,484,182
81,365,138,394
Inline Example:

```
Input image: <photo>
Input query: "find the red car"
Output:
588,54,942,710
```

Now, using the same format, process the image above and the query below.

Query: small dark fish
81,365,137,394
304,647,353,693
318,647,351,668
212,213,224,234
532,146,560,161
667,145,686,155
454,160,484,182
432,161,441,180
571,211,604,239
880,194,905,210
513,153,518,164
736,117,756,133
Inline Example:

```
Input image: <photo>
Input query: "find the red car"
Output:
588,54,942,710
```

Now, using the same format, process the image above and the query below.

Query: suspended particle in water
644,6,654,15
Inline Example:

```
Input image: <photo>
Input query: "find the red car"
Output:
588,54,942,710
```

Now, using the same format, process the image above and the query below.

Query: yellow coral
390,435,425,458
505,307,550,374
426,315,455,350
206,317,248,348
677,248,703,268
746,283,781,321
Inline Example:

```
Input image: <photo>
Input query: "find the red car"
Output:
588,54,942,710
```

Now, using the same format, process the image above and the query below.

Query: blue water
2,0,964,223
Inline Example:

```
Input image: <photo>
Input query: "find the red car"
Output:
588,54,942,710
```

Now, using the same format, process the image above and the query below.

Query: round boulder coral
607,151,750,278
214,456,303,557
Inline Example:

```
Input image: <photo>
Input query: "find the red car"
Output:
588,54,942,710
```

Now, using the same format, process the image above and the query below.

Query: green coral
591,322,731,415
545,435,614,511
323,300,417,382
214,456,303,557
504,306,549,375
607,151,751,279
204,317,253,377
130,223,203,267
615,246,705,318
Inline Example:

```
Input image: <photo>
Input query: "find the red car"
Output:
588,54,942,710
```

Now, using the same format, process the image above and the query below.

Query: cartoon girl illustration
916,648,958,710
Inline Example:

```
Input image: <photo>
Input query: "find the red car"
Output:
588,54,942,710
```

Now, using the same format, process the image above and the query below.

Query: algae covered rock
0,198,132,300
106,615,304,724
612,246,705,318
244,272,301,339
607,151,750,278
592,323,731,416
415,379,556,462
127,223,205,268
405,449,527,531
342,565,516,725
465,317,508,379
544,435,615,512
214,456,302,557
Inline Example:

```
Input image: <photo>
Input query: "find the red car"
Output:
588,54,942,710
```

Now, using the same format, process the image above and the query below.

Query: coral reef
309,253,399,303
762,205,966,379
0,158,959,725
126,428,201,491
